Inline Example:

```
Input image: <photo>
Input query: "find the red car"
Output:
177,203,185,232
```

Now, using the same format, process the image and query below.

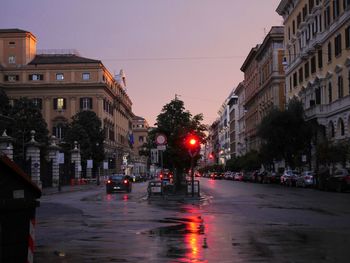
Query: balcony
305,96,350,122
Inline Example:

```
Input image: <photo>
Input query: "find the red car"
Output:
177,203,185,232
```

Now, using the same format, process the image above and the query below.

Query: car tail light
124,179,128,184
160,174,163,179
169,174,173,178
107,180,111,184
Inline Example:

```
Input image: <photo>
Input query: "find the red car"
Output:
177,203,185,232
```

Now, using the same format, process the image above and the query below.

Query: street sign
87,159,93,169
157,145,166,151
155,133,167,145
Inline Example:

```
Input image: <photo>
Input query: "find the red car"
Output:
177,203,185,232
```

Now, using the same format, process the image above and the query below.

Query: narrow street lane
35,179,350,262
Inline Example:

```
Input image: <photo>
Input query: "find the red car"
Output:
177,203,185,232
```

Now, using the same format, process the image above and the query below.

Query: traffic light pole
190,156,195,197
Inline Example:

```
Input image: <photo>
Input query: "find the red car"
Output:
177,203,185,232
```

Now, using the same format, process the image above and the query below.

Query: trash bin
0,154,41,263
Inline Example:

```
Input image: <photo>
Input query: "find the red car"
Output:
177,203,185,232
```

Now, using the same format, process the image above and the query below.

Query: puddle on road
147,216,207,262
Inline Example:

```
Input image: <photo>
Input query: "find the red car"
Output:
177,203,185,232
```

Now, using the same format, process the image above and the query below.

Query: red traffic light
185,134,200,149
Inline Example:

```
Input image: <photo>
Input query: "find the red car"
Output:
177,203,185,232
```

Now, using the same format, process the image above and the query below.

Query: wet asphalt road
34,178,350,263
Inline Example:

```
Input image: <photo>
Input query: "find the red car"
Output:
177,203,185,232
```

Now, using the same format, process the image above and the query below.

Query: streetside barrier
147,180,162,197
186,180,200,197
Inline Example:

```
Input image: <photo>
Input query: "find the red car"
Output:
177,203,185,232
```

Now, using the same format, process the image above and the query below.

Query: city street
34,179,350,262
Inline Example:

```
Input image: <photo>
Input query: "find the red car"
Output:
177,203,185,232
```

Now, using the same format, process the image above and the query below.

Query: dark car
323,168,350,192
106,174,132,193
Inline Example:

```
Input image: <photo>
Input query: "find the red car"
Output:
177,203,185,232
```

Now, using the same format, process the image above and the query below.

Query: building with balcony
234,82,247,156
277,0,350,141
0,28,134,172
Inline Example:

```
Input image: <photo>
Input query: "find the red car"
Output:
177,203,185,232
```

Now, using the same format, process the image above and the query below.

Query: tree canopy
149,98,207,172
7,97,49,162
64,110,105,163
257,98,312,169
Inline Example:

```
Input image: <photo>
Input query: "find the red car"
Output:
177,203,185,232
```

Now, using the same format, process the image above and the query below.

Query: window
4,75,19,82
53,98,66,110
305,62,310,79
56,73,64,81
298,13,302,27
334,34,342,57
293,72,298,87
29,74,44,81
32,98,42,109
328,42,332,62
318,48,323,68
52,123,65,140
293,20,296,35
8,56,15,64
82,73,90,80
345,0,350,9
324,5,331,28
309,0,314,12
330,122,335,137
340,119,345,136
80,97,93,110
333,0,340,19
139,136,144,143
289,76,292,91
311,56,316,73
9,41,15,46
315,87,321,104
328,82,333,103
338,75,344,98
302,7,306,22
346,26,350,49
299,67,304,83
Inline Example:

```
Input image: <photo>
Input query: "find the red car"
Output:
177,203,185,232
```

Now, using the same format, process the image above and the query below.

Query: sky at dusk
0,0,283,126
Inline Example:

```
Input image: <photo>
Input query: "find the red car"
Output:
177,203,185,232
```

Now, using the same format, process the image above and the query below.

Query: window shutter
28,75,32,81
15,75,19,81
53,126,57,137
4,75,8,81
53,98,58,110
80,98,83,109
63,98,67,109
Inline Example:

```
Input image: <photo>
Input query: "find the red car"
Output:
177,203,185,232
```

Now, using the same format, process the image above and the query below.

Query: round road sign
155,133,167,145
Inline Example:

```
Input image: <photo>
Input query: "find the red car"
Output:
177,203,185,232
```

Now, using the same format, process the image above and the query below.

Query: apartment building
234,81,247,156
0,29,134,172
277,0,350,140
240,45,260,152
240,27,286,152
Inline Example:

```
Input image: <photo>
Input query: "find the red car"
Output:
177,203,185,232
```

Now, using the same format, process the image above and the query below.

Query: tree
257,98,312,169
149,98,207,187
64,110,105,165
7,98,49,163
0,88,13,134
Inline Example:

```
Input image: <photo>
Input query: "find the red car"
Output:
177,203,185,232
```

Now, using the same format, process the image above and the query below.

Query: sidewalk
41,182,102,195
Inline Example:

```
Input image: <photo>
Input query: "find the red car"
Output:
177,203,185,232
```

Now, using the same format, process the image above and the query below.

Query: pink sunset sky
0,0,283,126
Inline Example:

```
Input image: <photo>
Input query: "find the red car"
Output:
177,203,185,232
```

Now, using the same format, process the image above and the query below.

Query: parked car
224,171,234,180
296,171,315,187
106,174,132,193
323,168,350,192
210,172,223,180
264,171,281,184
234,172,244,181
281,170,300,186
